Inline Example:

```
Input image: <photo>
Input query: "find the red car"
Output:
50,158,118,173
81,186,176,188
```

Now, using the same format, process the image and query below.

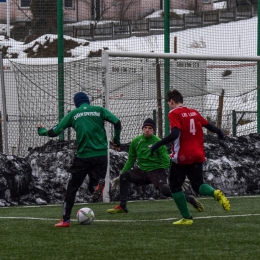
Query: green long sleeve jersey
121,134,170,173
38,104,121,158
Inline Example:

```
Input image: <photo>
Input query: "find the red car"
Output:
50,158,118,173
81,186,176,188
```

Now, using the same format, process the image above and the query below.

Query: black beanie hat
74,92,90,108
142,118,156,131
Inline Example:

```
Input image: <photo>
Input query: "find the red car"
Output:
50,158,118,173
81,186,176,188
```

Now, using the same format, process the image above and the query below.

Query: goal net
102,51,259,142
2,52,258,157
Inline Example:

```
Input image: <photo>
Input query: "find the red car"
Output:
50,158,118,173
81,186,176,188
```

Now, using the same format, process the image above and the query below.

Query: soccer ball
76,207,95,225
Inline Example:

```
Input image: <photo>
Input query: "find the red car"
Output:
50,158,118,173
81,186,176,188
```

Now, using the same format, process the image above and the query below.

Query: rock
35,198,47,205
0,134,260,206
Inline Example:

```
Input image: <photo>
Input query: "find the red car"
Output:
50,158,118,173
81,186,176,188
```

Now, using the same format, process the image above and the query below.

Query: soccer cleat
214,189,230,211
55,219,70,228
173,218,193,225
189,196,205,212
93,179,105,202
107,205,128,214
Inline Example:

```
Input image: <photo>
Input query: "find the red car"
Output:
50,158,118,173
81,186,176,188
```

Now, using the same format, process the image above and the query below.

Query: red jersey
168,106,208,164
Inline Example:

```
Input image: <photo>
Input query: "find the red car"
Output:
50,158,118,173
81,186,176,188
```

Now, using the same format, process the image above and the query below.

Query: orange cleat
55,219,70,228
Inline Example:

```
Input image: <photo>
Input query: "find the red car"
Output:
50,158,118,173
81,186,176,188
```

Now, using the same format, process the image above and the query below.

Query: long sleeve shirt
122,134,170,173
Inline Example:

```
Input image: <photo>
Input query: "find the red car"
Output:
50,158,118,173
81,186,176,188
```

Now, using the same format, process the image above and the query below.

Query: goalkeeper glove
182,179,191,193
111,175,120,190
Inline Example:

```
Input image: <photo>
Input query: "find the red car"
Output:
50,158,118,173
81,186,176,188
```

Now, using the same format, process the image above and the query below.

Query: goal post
101,50,111,203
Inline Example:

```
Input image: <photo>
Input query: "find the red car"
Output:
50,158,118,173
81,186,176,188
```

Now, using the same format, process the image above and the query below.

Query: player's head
166,89,183,103
166,89,183,109
142,118,156,137
74,92,90,108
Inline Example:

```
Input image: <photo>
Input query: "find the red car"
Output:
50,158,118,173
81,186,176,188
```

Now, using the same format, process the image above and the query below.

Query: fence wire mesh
0,53,257,156
0,1,258,55
0,1,259,156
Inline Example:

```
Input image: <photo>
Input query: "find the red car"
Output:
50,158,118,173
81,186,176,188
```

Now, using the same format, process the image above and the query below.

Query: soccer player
37,92,121,227
107,118,204,214
151,89,230,225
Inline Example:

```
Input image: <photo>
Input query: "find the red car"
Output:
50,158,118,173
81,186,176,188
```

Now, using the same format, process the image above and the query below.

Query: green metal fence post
57,0,64,140
164,0,170,136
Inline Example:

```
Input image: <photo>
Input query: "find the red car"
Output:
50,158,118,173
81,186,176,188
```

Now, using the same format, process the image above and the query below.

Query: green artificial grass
0,196,260,260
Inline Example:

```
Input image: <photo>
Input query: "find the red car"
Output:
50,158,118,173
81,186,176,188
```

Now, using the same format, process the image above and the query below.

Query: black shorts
127,168,169,188
68,156,108,193
169,161,204,193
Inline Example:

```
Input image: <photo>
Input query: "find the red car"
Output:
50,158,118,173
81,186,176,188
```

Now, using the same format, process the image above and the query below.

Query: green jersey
38,103,121,158
122,134,170,173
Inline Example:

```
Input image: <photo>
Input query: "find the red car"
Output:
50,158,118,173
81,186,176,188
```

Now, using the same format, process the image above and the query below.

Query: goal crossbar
103,50,260,62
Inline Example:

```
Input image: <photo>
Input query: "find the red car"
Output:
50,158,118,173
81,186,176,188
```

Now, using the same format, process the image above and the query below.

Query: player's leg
147,169,172,197
107,171,132,213
55,157,87,227
107,168,148,213
148,169,204,212
169,162,193,225
88,156,108,202
187,163,230,211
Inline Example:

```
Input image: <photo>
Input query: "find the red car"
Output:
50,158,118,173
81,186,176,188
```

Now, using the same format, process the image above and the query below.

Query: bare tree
30,0,57,35
182,0,203,12
11,0,33,21
117,0,139,22
81,0,120,21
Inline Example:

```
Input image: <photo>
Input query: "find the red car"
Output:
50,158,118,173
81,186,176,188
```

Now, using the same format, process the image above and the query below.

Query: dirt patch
161,11,182,19
88,47,109,58
24,37,89,58
1,46,9,56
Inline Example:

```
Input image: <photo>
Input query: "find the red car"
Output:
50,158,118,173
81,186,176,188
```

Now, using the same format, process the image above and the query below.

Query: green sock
199,184,215,197
171,191,191,219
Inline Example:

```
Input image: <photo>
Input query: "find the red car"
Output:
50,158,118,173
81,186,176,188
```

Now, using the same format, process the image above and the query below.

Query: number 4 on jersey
190,118,196,135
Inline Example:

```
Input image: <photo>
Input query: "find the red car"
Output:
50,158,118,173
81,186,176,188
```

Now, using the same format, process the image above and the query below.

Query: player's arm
111,119,121,151
37,113,72,137
151,127,180,155
204,123,225,139
37,125,58,137
102,108,122,151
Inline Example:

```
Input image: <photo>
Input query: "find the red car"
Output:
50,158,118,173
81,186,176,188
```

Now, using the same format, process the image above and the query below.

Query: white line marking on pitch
0,195,259,209
0,213,260,222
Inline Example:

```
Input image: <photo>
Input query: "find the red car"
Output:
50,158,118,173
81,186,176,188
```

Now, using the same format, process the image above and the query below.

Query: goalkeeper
37,92,121,227
107,118,204,214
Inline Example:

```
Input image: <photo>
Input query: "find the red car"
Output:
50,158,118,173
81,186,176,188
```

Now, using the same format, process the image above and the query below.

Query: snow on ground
0,7,257,60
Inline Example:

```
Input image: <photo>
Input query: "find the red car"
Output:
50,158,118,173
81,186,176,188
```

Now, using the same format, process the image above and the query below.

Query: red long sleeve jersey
168,106,208,164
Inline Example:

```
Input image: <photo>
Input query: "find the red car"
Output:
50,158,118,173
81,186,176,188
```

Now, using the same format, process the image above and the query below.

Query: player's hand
111,175,120,190
37,124,44,129
218,130,225,140
112,140,120,152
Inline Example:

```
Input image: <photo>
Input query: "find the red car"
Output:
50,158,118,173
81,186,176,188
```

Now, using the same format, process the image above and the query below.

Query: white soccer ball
76,207,95,225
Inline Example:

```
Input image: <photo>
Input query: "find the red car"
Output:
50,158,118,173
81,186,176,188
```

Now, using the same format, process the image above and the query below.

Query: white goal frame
101,50,260,202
